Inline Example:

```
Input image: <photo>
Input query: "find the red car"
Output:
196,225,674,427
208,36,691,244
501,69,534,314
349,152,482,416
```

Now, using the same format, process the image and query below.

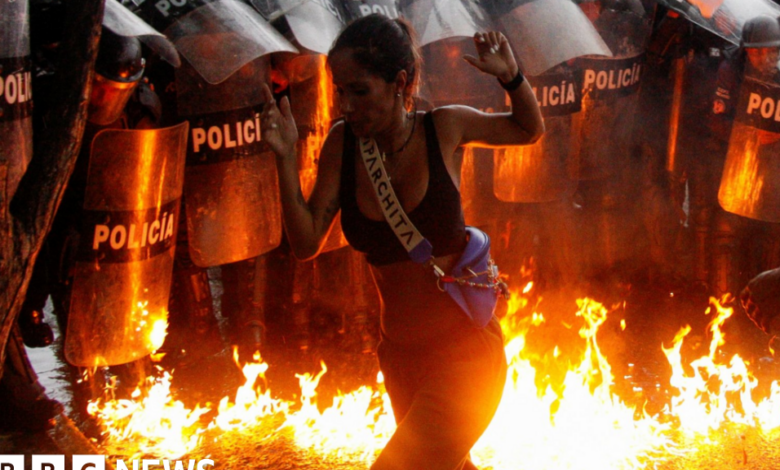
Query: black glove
741,267,780,335
18,309,54,348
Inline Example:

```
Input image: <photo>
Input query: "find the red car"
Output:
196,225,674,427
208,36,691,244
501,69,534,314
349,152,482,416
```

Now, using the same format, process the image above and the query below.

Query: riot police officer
652,8,737,295
21,29,159,399
719,17,780,314
573,0,650,281
724,22,780,341
2,20,153,430
706,16,780,298
17,17,150,352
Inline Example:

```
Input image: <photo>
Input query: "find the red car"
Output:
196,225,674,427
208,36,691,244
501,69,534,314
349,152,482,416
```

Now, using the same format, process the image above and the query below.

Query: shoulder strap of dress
341,119,356,176
342,119,355,159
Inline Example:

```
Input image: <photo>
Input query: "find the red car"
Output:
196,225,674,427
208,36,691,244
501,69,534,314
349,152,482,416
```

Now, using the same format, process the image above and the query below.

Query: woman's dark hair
329,14,421,108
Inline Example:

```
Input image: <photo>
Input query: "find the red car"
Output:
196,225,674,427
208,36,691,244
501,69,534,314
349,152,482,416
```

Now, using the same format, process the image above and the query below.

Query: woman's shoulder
429,105,479,144
318,118,347,164
324,118,347,147
328,118,347,138
430,105,480,127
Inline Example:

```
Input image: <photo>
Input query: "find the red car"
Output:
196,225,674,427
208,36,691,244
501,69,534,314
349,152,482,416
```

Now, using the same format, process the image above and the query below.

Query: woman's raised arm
260,84,343,260
436,31,545,148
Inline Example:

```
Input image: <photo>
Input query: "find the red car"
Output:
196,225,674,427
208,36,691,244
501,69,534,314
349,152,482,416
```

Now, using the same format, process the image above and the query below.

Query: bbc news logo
0,456,215,470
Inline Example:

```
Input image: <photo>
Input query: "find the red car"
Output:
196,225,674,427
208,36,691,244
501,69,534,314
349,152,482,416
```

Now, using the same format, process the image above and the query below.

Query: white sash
357,137,433,264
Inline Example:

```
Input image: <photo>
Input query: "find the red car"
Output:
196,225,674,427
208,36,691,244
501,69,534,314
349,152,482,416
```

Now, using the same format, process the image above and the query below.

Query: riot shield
460,146,507,228
400,0,494,47
494,66,581,202
573,53,646,180
341,0,400,20
590,1,651,57
494,0,611,77
719,76,780,222
177,58,283,267
573,6,651,180
104,0,180,67
130,0,297,84
275,0,345,54
66,122,189,367
655,0,780,46
418,36,505,227
419,36,504,108
0,0,32,199
291,55,347,252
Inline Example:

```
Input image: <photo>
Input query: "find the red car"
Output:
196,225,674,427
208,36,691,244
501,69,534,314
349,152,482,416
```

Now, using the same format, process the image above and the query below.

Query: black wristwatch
499,70,525,92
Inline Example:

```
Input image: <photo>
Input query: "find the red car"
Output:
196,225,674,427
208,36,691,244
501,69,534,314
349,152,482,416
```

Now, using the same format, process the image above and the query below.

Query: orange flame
89,286,780,467
88,371,210,458
662,296,780,435
719,126,765,218
474,297,674,469
299,55,333,199
281,363,394,464
212,349,288,432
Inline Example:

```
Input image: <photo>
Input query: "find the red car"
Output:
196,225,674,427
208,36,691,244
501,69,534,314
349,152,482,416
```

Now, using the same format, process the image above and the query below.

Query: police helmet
95,29,145,83
88,29,145,125
742,16,780,49
600,0,644,15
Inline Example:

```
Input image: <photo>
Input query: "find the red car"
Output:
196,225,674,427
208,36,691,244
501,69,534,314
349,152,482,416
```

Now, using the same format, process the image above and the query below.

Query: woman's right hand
463,31,519,84
261,83,298,160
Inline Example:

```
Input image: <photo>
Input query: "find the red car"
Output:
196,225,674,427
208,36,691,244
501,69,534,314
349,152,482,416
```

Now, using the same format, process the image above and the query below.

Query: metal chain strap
429,257,510,299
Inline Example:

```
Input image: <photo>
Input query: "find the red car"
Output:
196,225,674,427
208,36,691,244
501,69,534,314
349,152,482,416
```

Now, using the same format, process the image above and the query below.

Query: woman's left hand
463,31,519,83
260,83,298,160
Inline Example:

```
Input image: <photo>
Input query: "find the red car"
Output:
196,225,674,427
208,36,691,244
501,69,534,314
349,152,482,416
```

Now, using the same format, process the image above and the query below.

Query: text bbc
0,456,214,470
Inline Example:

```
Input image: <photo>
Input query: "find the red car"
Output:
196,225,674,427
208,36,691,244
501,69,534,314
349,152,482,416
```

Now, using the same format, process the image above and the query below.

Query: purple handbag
435,227,508,328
